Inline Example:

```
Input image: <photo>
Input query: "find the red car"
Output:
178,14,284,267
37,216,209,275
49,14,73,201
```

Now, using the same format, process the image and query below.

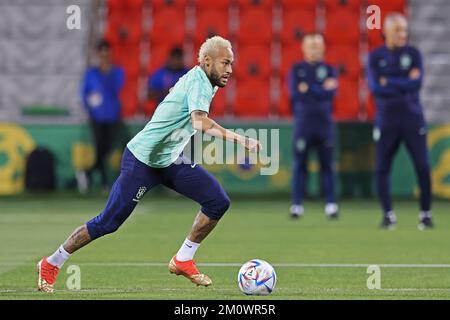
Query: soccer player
37,36,262,292
367,13,433,230
288,33,339,219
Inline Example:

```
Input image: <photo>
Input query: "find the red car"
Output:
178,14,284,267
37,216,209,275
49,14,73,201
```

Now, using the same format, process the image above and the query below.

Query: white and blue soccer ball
238,259,277,295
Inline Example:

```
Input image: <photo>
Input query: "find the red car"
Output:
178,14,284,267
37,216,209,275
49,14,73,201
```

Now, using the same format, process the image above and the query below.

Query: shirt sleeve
367,52,401,96
309,65,338,101
148,70,164,91
386,49,423,93
80,70,92,113
187,79,212,114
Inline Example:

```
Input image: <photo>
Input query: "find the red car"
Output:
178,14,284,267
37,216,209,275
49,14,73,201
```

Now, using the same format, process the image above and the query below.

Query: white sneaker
325,203,339,219
290,205,304,218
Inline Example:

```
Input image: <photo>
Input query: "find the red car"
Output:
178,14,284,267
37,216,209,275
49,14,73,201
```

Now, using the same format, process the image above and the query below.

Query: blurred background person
288,33,339,220
148,47,189,104
367,13,433,230
79,39,125,192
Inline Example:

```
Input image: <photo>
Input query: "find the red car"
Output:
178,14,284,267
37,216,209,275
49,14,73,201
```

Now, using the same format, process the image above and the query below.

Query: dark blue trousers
374,125,431,214
86,148,230,240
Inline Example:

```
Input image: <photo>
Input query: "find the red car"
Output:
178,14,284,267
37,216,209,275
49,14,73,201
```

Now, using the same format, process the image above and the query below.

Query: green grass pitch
0,193,449,300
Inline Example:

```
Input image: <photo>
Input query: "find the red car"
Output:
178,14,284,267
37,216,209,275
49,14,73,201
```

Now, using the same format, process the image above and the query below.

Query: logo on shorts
133,186,147,202
190,163,197,168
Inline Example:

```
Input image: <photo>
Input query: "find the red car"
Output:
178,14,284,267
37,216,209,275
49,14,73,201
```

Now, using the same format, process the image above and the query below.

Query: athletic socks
420,211,432,220
176,238,200,262
47,245,71,268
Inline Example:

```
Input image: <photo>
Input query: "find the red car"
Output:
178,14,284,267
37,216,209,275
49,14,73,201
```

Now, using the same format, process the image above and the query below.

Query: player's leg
317,131,338,219
403,127,433,229
374,127,401,228
291,135,310,218
163,157,230,286
37,148,160,292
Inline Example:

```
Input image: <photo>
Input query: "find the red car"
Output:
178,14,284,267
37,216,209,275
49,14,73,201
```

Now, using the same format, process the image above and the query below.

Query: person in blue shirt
148,47,189,104
288,33,339,219
367,13,433,230
80,39,125,191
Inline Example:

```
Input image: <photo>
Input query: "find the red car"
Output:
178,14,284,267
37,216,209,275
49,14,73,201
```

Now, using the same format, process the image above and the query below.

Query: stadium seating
237,0,274,9
324,0,361,10
237,7,272,44
281,0,318,10
147,44,179,74
324,6,360,45
235,44,272,80
280,44,302,80
107,0,144,11
333,78,359,120
325,44,361,80
195,0,231,10
281,8,316,44
120,78,139,117
194,9,230,44
210,89,227,117
151,0,188,11
112,44,141,77
234,79,271,117
106,9,143,44
150,8,186,45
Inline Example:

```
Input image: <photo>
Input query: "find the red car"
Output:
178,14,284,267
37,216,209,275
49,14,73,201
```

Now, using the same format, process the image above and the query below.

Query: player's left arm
190,111,262,152
386,49,424,93
309,66,338,100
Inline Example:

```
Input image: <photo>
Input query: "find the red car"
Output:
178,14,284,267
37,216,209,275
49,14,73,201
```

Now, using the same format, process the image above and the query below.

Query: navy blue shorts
86,148,231,240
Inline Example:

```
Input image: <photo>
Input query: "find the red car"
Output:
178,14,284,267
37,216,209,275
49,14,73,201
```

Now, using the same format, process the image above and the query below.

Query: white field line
2,262,450,268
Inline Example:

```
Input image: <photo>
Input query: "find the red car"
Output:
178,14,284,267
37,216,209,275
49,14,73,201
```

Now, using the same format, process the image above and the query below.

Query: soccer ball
238,259,276,295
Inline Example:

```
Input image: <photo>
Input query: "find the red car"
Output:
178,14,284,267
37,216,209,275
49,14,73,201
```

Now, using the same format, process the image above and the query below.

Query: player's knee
202,192,231,220
86,218,121,240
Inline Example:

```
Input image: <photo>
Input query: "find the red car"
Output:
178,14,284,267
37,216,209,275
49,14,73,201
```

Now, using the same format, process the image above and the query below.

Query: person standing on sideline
367,13,433,230
288,33,339,219
79,39,125,192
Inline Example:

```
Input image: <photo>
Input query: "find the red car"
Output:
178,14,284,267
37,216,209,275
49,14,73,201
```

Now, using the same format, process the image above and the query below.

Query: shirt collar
195,66,217,93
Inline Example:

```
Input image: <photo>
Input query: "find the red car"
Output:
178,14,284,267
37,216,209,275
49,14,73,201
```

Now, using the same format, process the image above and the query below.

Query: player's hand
241,136,262,153
409,68,421,80
298,82,309,93
323,78,338,90
379,77,387,86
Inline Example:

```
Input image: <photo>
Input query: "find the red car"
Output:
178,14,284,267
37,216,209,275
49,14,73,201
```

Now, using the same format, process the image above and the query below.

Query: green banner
0,122,449,199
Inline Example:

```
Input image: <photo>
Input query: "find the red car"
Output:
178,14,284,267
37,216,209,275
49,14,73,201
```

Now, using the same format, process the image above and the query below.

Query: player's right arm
367,51,400,96
190,111,262,152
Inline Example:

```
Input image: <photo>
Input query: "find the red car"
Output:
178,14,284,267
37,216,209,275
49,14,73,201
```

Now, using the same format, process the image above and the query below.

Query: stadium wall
1,122,450,199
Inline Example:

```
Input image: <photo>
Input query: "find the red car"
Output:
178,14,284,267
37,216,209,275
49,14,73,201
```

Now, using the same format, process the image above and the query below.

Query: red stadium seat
280,44,303,80
108,0,144,11
121,78,139,118
235,45,272,79
366,94,376,120
324,0,361,10
324,7,360,45
151,0,188,11
238,7,272,44
278,81,293,117
106,10,143,44
194,9,230,44
195,0,232,10
281,0,318,10
367,0,406,12
281,8,316,44
234,79,271,117
326,44,361,80
210,89,227,117
112,44,141,77
150,9,186,45
333,78,359,120
238,0,274,9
